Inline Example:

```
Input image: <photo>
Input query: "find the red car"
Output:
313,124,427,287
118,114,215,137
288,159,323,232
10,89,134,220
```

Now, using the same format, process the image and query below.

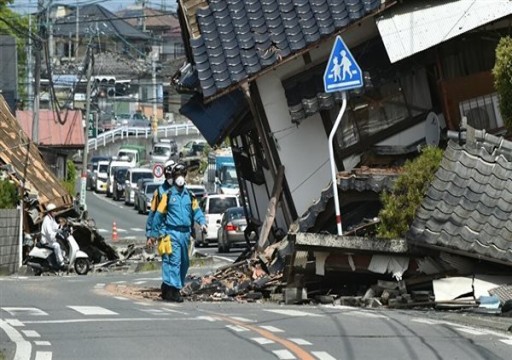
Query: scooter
25,223,91,276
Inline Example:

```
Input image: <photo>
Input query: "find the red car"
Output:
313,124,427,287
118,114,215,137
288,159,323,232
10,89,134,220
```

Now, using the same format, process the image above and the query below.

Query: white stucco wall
256,60,332,217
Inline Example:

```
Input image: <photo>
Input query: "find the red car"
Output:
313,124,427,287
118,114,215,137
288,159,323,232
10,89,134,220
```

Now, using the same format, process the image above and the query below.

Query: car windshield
118,114,130,119
223,167,238,184
153,146,170,156
98,164,109,173
132,172,153,183
188,187,205,197
209,197,238,213
145,183,160,194
115,168,128,180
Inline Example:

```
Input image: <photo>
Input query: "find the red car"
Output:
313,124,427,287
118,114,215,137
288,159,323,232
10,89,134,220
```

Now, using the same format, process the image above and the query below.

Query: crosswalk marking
230,316,255,323
21,330,40,338
259,325,284,333
97,229,108,233
500,339,512,345
1,307,48,316
265,309,323,317
312,351,337,360
251,337,275,345
288,338,312,345
114,297,129,301
5,319,24,327
35,351,52,360
131,228,144,232
67,306,118,316
226,324,249,332
34,341,51,346
196,316,216,322
273,349,296,359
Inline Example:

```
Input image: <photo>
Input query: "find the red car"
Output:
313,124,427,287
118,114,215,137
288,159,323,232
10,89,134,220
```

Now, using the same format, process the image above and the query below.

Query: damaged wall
0,95,72,208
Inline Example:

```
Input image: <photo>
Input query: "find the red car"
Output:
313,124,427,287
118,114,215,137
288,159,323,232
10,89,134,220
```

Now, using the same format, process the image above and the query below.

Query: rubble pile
182,240,291,302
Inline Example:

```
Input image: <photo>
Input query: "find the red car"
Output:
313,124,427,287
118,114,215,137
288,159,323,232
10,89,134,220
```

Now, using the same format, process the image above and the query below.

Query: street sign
323,35,363,93
153,163,164,178
87,113,97,138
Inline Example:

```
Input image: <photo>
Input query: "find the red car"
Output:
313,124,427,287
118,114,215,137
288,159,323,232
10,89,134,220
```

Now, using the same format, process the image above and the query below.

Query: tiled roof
53,4,151,40
408,131,512,265
16,110,85,148
183,0,383,98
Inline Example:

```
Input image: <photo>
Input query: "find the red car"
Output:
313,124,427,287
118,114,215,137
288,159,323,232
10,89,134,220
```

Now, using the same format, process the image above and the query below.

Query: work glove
157,235,172,256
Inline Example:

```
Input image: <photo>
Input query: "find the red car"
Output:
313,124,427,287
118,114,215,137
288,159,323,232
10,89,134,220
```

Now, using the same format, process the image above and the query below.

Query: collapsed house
165,0,512,309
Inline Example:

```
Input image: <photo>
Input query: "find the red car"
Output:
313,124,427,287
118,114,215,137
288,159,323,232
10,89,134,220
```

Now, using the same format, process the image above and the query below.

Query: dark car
217,207,255,253
112,167,130,201
86,156,111,190
133,178,156,212
136,181,163,214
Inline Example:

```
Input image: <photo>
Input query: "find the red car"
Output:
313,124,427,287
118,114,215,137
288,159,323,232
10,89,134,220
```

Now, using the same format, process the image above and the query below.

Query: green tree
0,179,19,209
61,160,77,195
493,36,512,134
377,146,444,239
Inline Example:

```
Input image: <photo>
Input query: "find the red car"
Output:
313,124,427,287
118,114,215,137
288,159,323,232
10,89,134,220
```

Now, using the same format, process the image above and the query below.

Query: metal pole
80,49,93,210
151,57,158,143
33,0,44,144
27,0,33,111
75,1,79,58
328,91,347,235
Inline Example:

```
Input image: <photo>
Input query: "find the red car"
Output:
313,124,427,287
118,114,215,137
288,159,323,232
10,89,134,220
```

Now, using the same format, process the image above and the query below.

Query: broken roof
178,0,386,98
408,129,512,265
16,110,85,149
116,7,181,33
0,96,73,207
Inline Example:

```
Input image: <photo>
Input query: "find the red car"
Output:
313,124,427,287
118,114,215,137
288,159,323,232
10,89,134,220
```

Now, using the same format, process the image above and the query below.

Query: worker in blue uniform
146,159,175,245
151,162,207,302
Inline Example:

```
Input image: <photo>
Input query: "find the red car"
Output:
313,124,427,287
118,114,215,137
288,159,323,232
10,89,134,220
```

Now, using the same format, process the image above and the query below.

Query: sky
9,0,177,15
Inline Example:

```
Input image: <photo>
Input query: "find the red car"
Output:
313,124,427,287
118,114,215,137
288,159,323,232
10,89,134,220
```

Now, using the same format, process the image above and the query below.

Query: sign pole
323,35,364,236
328,91,347,235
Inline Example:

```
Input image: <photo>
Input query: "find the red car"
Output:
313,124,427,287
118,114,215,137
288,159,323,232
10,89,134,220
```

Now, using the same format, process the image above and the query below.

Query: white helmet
164,159,175,168
46,203,56,212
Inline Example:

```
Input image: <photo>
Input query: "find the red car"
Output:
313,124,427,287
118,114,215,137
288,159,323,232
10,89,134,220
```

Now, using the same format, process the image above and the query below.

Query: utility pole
151,56,158,143
33,0,45,144
80,48,93,210
27,0,33,111
75,0,79,58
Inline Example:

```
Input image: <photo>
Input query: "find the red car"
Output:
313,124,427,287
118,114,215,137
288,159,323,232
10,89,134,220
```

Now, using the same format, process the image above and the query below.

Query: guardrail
87,123,201,150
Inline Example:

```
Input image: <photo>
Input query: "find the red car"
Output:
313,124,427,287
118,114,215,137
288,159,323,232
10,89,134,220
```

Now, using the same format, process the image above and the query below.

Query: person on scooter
40,203,66,269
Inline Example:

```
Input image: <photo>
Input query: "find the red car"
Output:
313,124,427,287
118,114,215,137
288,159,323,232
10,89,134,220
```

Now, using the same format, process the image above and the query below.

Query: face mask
166,178,173,186
174,176,185,187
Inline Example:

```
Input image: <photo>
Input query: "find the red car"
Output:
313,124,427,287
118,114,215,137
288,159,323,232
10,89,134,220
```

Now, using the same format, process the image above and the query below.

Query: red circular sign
153,164,164,178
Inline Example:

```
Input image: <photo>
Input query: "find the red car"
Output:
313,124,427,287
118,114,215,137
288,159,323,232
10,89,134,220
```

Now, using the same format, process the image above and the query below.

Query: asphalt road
2,272,512,360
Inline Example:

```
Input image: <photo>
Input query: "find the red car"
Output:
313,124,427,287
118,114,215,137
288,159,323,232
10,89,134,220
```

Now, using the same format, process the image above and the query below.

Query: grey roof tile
210,0,228,12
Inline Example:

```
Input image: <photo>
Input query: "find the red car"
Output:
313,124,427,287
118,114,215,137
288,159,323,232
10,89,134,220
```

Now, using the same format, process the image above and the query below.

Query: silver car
217,207,253,253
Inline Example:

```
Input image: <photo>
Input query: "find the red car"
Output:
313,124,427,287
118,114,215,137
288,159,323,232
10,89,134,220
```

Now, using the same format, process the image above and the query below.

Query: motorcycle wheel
74,258,90,275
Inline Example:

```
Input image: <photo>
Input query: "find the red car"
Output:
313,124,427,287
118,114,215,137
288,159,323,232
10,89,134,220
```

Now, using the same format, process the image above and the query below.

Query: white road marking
288,338,312,345
67,306,118,316
0,319,32,360
21,330,40,338
94,283,106,289
114,296,129,301
500,339,512,345
114,281,127,284
230,316,255,323
35,351,52,360
133,281,147,285
265,309,323,317
1,307,48,316
342,310,388,319
162,308,188,315
273,349,296,359
139,309,165,314
97,229,108,233
453,327,486,336
226,324,249,332
312,351,337,360
123,236,136,240
252,337,275,345
116,228,127,233
23,317,222,324
411,318,445,325
34,341,51,346
131,228,145,231
135,302,150,306
5,319,24,327
196,316,217,322
259,325,284,333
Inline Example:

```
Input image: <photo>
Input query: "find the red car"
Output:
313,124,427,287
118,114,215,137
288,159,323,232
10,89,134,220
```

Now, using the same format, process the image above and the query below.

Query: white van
94,160,110,193
124,168,154,205
150,142,177,164
195,194,240,246
106,158,133,197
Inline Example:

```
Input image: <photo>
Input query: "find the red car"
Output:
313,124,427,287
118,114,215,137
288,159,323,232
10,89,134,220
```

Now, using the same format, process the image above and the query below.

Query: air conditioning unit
459,93,503,130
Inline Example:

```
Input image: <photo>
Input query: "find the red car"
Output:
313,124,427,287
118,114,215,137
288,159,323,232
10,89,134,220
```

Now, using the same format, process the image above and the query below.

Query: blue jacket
150,186,206,238
145,181,171,237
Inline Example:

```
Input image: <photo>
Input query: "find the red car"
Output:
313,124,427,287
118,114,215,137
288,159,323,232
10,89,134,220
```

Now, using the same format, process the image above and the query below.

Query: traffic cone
112,221,118,242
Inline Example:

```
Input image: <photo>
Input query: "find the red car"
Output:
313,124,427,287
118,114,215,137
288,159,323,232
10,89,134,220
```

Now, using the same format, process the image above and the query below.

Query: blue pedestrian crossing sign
323,36,363,93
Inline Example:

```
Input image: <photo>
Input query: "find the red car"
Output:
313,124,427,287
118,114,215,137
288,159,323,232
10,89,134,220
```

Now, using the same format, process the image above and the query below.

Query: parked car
217,207,255,253
112,167,130,201
179,140,207,158
124,168,154,205
195,194,240,247
94,160,110,193
136,181,163,214
86,156,110,190
133,178,155,212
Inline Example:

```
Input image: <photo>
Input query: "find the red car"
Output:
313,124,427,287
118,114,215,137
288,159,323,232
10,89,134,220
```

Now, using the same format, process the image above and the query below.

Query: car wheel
217,244,224,253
